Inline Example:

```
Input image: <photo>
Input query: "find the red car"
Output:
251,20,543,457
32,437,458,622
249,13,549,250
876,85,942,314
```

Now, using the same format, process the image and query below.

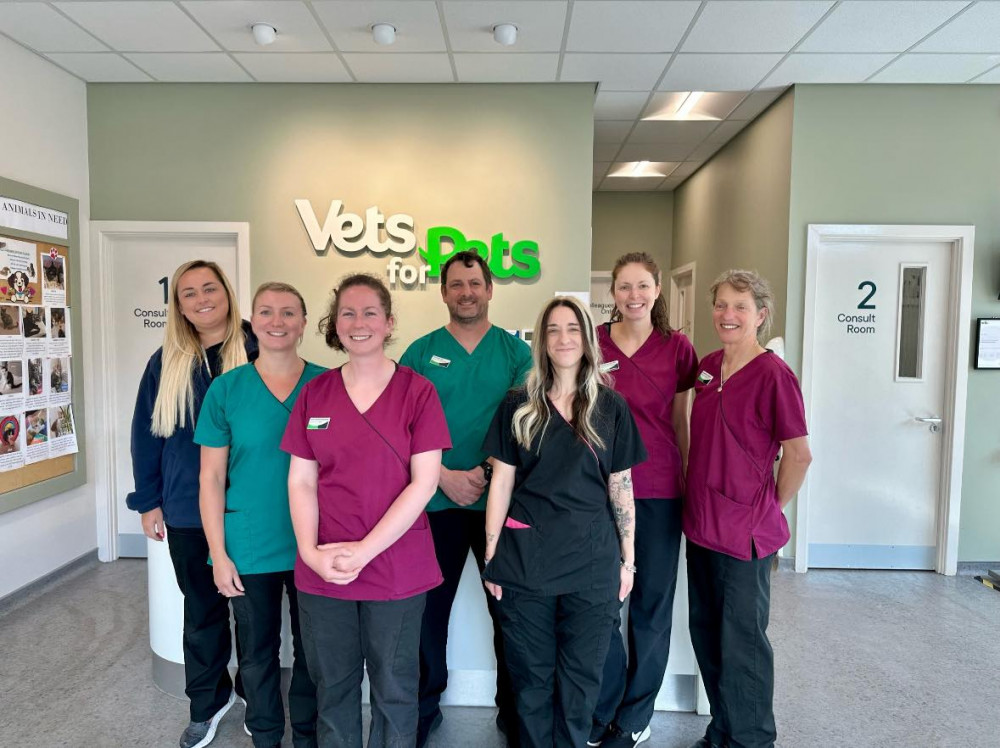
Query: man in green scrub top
402,251,531,748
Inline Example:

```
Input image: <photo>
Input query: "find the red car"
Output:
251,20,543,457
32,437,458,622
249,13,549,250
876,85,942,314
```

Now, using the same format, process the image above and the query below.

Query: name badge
697,370,714,384
307,417,330,430
600,360,620,373
429,355,451,368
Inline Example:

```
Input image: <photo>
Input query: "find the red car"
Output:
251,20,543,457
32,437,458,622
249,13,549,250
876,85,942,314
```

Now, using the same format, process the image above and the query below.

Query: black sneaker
601,724,651,748
587,722,609,747
416,710,442,748
178,691,235,748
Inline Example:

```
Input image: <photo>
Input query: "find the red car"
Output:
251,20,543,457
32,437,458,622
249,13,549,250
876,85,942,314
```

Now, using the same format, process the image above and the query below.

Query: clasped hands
306,541,372,585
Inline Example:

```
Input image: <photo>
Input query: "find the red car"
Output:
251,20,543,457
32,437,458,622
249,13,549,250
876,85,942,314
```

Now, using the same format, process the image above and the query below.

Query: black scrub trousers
482,388,647,748
687,541,776,748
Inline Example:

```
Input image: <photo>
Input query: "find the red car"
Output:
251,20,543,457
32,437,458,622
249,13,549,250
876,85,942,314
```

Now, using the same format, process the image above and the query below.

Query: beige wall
88,83,594,363
672,90,795,358
591,191,673,272
0,36,95,599
787,84,1000,562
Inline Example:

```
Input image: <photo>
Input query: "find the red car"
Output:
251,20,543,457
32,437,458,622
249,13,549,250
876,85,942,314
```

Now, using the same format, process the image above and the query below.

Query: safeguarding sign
0,196,69,241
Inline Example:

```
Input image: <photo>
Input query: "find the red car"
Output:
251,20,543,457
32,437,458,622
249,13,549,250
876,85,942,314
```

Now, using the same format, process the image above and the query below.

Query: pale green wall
87,83,593,363
787,84,1000,561
672,91,794,358
591,192,673,272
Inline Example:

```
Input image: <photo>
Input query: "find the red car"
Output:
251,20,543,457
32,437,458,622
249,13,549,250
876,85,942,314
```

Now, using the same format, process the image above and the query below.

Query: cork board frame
0,175,85,513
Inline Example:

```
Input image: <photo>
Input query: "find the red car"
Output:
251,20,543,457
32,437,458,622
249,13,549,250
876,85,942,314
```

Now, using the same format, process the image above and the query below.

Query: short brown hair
252,281,307,316
441,250,492,288
318,274,394,352
709,269,775,341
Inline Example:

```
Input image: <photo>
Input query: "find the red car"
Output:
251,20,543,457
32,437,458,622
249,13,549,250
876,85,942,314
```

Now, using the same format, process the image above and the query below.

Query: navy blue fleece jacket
126,322,258,528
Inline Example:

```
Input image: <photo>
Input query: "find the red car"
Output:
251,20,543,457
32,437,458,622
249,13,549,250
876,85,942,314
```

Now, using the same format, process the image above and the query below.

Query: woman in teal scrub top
196,281,325,748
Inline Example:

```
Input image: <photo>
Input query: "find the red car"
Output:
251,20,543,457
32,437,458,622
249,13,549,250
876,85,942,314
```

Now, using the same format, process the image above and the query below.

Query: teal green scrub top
195,361,326,574
400,325,531,512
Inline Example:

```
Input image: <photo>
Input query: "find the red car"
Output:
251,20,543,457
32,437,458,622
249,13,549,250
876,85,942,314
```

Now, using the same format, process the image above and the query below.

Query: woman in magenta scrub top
281,274,451,748
684,270,812,748
590,252,698,748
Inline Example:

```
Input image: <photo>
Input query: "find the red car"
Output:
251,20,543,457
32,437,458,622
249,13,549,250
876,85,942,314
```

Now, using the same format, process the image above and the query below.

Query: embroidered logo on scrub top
600,360,620,373
307,417,331,430
697,370,714,384
429,355,451,368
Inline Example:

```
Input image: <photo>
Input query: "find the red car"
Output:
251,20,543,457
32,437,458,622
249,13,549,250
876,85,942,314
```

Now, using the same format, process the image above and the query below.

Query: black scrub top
482,386,647,597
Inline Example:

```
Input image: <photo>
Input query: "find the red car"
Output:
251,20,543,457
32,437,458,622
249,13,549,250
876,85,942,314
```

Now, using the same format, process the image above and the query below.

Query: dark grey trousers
687,541,776,748
298,591,426,748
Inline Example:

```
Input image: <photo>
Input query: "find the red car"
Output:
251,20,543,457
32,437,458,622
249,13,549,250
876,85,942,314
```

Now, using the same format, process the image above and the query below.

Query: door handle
914,416,943,433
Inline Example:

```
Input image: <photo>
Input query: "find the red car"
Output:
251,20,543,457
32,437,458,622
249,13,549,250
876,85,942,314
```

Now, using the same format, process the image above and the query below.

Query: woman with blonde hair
197,281,323,748
482,296,647,748
127,259,256,748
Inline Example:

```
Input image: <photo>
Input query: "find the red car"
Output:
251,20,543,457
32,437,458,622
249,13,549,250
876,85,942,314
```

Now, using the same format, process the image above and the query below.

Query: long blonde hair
151,260,247,437
512,296,609,452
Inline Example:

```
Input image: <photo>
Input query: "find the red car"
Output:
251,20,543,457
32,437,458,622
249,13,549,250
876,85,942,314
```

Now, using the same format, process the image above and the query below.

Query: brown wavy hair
318,273,394,352
609,252,673,336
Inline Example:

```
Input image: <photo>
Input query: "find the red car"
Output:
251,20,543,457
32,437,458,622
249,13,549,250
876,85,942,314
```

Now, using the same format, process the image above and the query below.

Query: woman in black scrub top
482,296,647,748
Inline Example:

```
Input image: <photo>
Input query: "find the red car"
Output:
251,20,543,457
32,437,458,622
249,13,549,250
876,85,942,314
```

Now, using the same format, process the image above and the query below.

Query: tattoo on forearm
486,532,497,545
609,471,635,540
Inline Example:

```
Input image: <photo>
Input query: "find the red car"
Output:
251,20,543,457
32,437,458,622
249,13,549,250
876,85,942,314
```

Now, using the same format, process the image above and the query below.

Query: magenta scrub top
280,365,451,601
598,324,698,499
683,350,808,561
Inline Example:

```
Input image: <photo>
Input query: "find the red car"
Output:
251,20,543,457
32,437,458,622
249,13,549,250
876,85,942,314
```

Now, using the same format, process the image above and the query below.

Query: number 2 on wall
158,276,168,305
857,281,876,309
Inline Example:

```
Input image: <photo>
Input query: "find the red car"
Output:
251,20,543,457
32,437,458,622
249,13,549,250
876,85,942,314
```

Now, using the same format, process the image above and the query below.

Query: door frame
90,221,250,562
669,261,696,339
798,224,974,575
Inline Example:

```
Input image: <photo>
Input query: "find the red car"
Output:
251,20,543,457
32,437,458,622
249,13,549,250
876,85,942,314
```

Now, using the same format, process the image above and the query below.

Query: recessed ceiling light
676,91,704,118
642,91,722,121
609,161,666,178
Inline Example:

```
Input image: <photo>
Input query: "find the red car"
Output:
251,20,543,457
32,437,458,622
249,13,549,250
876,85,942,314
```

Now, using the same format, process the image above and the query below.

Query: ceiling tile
608,161,680,178
233,52,352,81
628,121,720,145
594,142,622,161
705,120,751,143
659,53,782,91
595,91,650,120
762,53,896,86
658,176,685,191
567,1,699,53
617,143,696,162
181,1,331,53
643,91,747,120
686,139,725,162
595,121,635,144
594,162,612,180
0,3,108,53
669,162,703,179
600,176,666,191
453,53,557,82
125,53,252,82
594,174,605,190
682,1,835,53
915,2,1000,53
970,64,1000,83
45,52,152,81
53,1,218,52
343,53,453,82
442,1,567,53
870,53,1000,83
726,88,784,120
561,54,670,90
799,1,968,53
313,1,446,53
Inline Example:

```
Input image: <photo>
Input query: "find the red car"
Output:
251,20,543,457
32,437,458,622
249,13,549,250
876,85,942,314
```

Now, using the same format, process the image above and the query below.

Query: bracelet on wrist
620,560,637,574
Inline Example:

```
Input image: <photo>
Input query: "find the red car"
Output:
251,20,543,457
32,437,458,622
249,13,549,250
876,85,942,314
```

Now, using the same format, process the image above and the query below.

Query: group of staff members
127,250,811,748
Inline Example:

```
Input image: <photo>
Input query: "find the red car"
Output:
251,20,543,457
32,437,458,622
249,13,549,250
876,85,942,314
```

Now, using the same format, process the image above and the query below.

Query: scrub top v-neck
400,325,531,511
598,323,698,499
195,360,326,574
281,365,452,601
482,386,646,597
684,349,808,561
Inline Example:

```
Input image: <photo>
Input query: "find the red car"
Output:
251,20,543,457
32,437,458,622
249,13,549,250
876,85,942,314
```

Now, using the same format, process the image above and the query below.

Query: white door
98,228,247,558
669,263,696,340
806,239,951,569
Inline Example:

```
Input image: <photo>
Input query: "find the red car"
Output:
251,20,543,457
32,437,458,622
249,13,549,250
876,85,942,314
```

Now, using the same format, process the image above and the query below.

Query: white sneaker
178,690,236,748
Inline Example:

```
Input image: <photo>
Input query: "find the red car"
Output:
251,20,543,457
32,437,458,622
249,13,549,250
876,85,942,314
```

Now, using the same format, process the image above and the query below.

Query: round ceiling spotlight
251,23,277,46
372,23,397,46
493,23,518,47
